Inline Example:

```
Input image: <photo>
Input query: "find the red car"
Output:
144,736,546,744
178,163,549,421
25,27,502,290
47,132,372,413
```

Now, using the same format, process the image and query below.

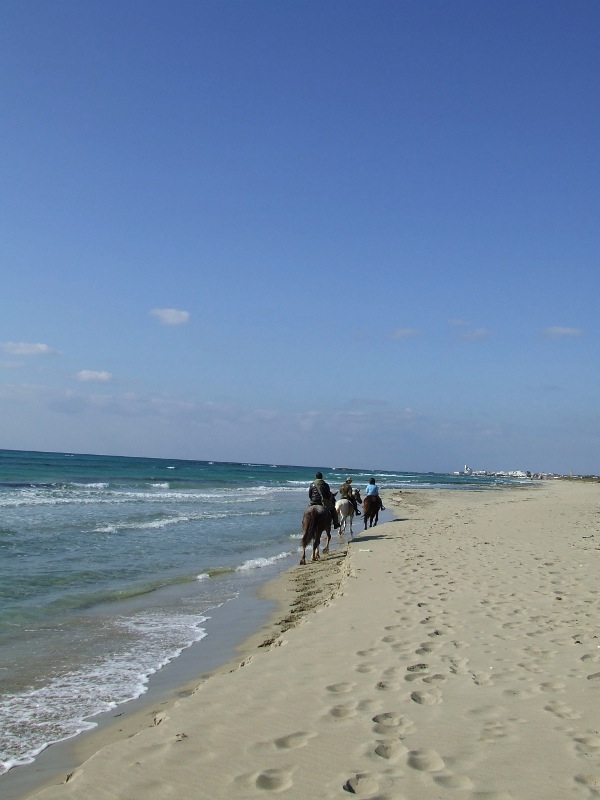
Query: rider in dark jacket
308,472,340,528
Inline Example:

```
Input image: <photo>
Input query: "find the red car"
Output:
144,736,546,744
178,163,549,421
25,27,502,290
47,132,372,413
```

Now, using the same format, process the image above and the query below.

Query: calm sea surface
0,449,521,774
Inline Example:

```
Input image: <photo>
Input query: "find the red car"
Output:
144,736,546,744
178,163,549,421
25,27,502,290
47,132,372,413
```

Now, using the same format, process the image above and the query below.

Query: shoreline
0,515,357,800
6,481,600,799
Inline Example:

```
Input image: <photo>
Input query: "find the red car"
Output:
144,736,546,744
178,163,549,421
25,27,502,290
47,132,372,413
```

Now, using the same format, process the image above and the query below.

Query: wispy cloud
459,328,490,341
391,328,420,340
448,320,490,340
150,308,190,325
543,326,583,338
76,370,113,383
1,342,59,356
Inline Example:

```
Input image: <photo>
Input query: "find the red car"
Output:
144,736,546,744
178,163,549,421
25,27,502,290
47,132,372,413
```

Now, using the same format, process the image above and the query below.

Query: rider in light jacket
364,477,385,511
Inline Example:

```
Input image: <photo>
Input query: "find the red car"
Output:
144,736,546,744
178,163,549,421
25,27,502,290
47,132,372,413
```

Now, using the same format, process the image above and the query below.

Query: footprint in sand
502,687,540,700
407,748,445,772
423,673,448,684
434,772,474,789
373,739,408,760
581,653,600,664
573,735,600,757
255,768,293,791
372,712,415,735
575,775,600,791
343,772,399,797
479,720,517,743
235,766,294,792
326,682,356,693
467,705,509,721
544,700,581,720
410,689,442,705
406,662,429,673
415,641,441,655
539,681,565,693
517,659,544,674
356,663,377,674
404,662,431,683
471,671,494,686
442,655,469,674
326,702,358,720
382,666,406,678
375,679,403,691
274,731,316,750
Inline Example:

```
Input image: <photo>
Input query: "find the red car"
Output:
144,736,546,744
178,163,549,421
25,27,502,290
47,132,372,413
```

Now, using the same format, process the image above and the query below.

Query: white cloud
459,328,490,341
543,326,583,338
391,328,420,339
76,370,113,383
1,342,58,356
448,320,491,340
150,308,190,325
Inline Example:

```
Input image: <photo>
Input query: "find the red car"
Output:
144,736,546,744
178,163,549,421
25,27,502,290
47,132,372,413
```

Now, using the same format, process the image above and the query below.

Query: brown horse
362,495,380,529
300,505,333,564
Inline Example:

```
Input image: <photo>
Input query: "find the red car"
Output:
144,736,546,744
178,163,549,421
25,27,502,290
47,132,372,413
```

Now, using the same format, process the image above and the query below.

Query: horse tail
301,506,319,548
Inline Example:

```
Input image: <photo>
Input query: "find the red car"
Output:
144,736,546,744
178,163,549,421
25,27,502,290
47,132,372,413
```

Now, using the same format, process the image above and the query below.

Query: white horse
335,489,362,538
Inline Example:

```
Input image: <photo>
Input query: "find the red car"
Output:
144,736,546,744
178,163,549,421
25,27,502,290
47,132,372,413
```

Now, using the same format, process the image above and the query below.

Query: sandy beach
6,479,600,800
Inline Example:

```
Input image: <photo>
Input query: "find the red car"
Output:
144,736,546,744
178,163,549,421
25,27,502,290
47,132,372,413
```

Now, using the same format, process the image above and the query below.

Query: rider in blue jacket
365,477,385,510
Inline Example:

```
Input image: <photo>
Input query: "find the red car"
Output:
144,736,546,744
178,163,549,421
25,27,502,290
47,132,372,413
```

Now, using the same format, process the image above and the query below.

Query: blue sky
1,1,599,474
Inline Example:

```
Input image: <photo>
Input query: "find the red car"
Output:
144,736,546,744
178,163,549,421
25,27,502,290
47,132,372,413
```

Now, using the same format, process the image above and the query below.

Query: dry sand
11,480,600,799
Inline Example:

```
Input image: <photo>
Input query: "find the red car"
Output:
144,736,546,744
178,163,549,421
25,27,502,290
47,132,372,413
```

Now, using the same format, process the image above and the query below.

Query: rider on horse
365,477,385,511
339,478,361,516
309,472,340,528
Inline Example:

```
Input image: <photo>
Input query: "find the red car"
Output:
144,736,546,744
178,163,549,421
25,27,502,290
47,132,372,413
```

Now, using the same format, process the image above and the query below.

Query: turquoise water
0,449,520,774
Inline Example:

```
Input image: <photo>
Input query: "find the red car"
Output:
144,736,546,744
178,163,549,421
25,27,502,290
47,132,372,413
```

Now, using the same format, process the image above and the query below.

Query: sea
0,448,522,778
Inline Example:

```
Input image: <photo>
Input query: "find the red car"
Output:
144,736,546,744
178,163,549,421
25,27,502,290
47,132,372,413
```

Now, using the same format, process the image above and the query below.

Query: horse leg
301,530,312,564
300,511,314,565
312,533,321,561
348,510,353,536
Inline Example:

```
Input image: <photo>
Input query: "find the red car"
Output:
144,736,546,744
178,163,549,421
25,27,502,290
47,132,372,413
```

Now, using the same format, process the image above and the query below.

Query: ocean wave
236,551,293,571
0,483,305,510
90,515,192,534
0,611,209,775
